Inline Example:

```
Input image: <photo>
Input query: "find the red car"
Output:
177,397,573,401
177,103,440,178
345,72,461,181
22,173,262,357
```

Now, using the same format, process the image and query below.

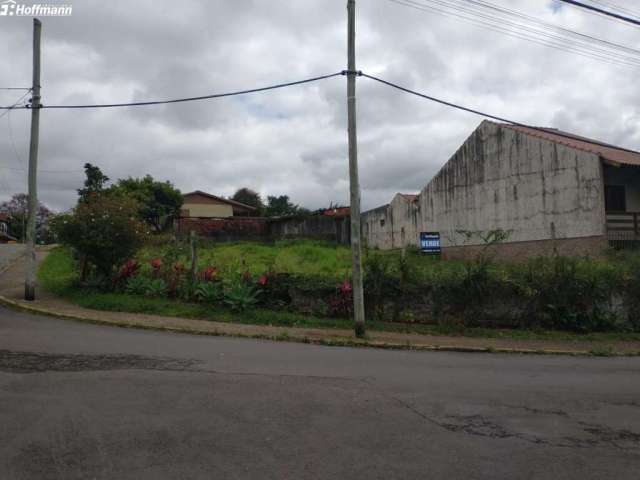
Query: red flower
258,275,268,286
340,280,352,294
201,266,218,282
115,259,139,283
150,258,162,270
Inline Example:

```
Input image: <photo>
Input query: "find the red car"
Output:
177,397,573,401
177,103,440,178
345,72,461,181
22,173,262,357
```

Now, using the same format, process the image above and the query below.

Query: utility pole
24,18,41,301
347,0,365,337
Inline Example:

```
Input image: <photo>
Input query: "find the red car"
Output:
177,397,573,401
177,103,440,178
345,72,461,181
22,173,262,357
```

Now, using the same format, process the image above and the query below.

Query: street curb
1,293,635,357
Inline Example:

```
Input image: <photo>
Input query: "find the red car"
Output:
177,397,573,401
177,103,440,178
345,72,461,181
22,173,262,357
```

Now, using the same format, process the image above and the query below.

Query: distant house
180,191,257,219
362,120,640,259
321,206,350,218
0,212,17,243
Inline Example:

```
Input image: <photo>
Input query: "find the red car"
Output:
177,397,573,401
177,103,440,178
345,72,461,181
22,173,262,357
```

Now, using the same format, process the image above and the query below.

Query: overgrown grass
137,240,355,278
37,246,640,343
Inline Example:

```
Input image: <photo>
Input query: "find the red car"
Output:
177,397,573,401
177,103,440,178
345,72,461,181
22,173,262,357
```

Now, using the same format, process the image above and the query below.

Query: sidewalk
1,252,639,356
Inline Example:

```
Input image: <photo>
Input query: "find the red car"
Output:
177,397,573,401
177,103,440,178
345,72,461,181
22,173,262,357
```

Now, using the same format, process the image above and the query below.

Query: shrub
51,195,147,281
194,281,223,304
113,259,139,288
329,279,353,318
125,276,150,296
516,255,618,332
224,277,260,311
622,255,640,330
145,278,168,298
363,252,393,321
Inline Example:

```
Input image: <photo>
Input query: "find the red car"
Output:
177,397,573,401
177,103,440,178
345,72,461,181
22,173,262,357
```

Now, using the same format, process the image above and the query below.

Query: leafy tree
78,163,109,202
109,175,182,232
0,193,55,243
51,195,147,281
265,195,302,217
232,187,264,213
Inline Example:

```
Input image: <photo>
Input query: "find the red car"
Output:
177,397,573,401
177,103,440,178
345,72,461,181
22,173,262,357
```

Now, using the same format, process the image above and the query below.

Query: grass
37,246,640,344
138,240,355,278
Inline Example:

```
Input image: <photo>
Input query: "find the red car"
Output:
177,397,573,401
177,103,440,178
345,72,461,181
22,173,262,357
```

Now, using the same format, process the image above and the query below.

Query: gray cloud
1,0,639,213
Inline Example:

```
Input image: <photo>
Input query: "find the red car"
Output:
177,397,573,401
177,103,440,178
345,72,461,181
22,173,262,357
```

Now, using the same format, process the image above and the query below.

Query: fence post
190,230,198,284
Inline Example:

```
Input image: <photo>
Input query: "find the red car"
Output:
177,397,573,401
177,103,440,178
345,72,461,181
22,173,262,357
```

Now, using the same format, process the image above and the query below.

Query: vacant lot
38,240,640,341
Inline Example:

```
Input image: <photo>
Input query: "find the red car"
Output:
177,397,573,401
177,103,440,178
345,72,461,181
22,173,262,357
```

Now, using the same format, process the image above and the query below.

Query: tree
264,195,302,217
108,175,183,232
78,163,109,202
51,195,147,281
232,188,264,213
0,193,55,244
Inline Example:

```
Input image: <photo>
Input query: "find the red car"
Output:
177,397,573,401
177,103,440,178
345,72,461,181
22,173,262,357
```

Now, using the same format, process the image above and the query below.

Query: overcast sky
1,0,639,212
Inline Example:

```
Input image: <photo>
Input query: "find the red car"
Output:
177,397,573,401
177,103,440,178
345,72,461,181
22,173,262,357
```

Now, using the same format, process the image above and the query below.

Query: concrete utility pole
24,18,42,301
347,0,365,337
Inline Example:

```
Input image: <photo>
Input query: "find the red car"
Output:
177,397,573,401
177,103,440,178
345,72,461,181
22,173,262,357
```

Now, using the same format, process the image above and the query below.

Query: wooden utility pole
24,18,42,301
347,0,365,337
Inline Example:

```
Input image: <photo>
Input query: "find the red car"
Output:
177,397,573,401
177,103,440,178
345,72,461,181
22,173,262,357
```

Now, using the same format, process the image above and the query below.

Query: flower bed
41,240,640,334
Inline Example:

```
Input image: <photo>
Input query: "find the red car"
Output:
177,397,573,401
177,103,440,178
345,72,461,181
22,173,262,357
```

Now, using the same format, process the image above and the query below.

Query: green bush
516,255,619,332
224,277,260,311
194,282,223,304
51,195,148,281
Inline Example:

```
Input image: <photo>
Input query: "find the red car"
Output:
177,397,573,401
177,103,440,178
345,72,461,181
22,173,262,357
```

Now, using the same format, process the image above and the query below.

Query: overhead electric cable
360,72,640,155
556,0,640,26
385,0,640,67
0,72,342,110
0,90,31,119
588,0,640,19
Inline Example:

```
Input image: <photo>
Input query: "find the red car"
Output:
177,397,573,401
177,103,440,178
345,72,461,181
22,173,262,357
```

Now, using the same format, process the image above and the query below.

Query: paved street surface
1,307,639,479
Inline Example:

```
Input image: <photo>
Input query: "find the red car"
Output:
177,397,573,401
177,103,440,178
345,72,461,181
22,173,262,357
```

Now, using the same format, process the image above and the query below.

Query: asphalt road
1,307,639,479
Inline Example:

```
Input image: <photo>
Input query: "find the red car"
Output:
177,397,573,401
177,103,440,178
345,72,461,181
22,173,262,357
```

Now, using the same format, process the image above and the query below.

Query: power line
588,0,640,19
360,72,640,155
0,166,81,174
0,72,342,110
556,0,640,26
0,87,31,91
385,0,640,67
466,0,640,56
0,90,31,119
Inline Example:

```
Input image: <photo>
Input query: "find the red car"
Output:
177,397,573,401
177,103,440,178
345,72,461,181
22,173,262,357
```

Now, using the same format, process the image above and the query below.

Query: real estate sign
420,232,441,254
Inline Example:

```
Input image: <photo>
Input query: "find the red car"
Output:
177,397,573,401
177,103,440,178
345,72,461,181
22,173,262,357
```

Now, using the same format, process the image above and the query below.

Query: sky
1,0,639,212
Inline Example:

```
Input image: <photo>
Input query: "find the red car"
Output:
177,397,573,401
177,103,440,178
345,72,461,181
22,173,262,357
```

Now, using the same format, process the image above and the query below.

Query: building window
605,185,626,212
380,219,385,227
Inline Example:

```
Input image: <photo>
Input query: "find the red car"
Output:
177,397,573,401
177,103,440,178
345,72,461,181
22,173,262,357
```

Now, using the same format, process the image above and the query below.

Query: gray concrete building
362,120,640,259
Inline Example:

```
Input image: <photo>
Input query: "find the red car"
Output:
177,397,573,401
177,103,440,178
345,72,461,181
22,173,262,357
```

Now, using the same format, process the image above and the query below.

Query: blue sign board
420,232,441,254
